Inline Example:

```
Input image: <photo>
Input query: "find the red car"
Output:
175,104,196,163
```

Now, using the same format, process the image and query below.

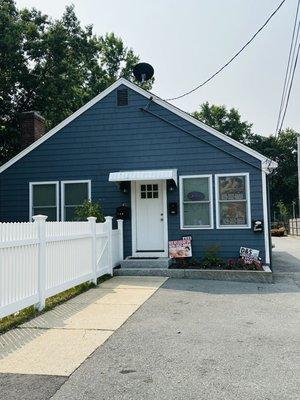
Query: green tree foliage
192,102,253,143
192,102,299,214
0,0,151,165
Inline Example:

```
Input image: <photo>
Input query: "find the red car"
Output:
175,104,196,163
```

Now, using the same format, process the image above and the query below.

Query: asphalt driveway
272,236,300,274
1,276,299,400
53,278,299,400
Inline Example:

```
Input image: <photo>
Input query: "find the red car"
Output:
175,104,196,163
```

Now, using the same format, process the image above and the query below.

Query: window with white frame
180,175,213,229
216,173,250,228
30,182,59,221
61,180,91,221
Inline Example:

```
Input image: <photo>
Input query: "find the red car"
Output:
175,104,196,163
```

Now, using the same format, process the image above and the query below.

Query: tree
192,102,253,143
0,1,151,165
192,102,299,215
253,129,299,214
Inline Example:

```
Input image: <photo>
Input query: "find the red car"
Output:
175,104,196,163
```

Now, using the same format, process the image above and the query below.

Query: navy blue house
0,79,277,265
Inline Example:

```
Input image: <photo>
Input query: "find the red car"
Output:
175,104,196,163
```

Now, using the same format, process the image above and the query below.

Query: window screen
31,183,58,221
181,176,212,228
63,181,90,221
217,175,249,227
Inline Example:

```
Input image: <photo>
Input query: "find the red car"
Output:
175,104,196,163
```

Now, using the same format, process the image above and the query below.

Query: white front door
132,180,167,256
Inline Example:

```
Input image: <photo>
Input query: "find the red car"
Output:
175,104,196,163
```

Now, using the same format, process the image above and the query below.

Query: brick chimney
20,111,45,149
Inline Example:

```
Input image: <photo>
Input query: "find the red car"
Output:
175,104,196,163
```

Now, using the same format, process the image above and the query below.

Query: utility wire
277,40,300,133
165,0,287,101
276,0,300,134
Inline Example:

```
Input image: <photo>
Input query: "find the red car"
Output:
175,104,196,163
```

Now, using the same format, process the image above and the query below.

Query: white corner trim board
261,169,270,264
0,78,277,174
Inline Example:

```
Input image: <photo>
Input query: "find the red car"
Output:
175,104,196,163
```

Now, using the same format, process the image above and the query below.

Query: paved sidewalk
0,276,167,398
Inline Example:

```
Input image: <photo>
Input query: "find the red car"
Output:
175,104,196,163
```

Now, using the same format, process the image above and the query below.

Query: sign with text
239,247,260,263
169,239,192,258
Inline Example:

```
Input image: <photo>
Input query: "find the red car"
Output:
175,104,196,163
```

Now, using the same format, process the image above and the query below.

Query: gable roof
0,78,277,174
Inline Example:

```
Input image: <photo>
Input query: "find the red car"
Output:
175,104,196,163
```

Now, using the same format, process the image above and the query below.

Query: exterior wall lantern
167,179,177,192
119,181,130,194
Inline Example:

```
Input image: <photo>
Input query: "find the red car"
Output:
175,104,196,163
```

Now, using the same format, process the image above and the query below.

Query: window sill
180,226,214,230
216,226,251,230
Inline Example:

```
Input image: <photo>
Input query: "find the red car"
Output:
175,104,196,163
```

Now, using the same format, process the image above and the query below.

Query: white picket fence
0,215,124,319
289,218,300,236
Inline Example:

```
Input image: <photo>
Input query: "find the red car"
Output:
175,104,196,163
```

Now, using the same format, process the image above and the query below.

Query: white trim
179,174,214,230
0,78,277,174
61,180,91,221
261,169,270,264
29,181,59,222
131,180,168,257
215,173,251,229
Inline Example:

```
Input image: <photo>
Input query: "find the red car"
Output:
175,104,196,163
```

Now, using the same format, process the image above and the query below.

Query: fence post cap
32,215,48,222
116,219,123,223
105,216,113,222
87,216,97,222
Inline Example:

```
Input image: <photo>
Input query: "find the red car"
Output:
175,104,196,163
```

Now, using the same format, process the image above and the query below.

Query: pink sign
169,239,192,258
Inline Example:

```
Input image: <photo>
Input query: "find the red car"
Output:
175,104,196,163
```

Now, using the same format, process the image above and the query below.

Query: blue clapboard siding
0,84,266,262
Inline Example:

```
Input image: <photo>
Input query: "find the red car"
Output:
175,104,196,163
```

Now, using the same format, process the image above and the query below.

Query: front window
30,182,58,221
62,181,91,221
216,174,250,228
180,175,213,229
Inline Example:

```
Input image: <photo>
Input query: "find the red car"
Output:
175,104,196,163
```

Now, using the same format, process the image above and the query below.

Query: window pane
33,207,57,221
219,202,247,226
65,183,89,205
218,176,246,201
65,206,77,221
33,184,56,206
183,178,209,201
183,203,210,227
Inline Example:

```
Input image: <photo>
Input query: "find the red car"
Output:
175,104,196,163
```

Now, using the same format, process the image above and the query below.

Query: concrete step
120,257,171,269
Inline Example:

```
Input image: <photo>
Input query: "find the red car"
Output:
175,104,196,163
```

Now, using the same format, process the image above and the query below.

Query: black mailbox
169,202,178,215
116,204,130,220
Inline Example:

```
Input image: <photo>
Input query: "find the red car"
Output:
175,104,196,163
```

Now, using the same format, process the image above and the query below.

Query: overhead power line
277,40,300,133
165,0,287,101
276,0,300,134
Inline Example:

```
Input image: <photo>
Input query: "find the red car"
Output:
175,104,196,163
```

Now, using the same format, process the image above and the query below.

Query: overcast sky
16,0,300,137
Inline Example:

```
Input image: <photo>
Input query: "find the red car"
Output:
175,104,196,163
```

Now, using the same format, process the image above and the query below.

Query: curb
114,267,273,284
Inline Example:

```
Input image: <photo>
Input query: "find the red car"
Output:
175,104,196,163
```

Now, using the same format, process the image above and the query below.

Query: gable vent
117,89,128,106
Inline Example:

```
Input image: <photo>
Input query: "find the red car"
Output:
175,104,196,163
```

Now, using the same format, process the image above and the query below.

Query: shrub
75,200,105,223
202,245,225,268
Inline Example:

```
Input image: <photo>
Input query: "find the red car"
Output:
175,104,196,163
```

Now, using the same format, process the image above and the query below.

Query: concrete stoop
120,257,172,269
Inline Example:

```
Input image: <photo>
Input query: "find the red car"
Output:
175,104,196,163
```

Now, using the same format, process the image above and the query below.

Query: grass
0,274,111,334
